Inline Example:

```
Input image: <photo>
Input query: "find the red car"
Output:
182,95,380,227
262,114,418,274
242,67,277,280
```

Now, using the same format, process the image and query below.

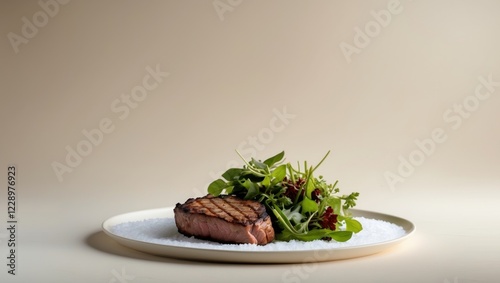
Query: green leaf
241,178,259,199
251,158,268,171
326,197,341,214
305,172,316,198
342,192,360,210
261,176,271,188
301,197,319,214
271,204,298,233
221,168,244,181
276,229,296,241
224,185,234,195
241,172,265,183
301,230,352,242
276,229,353,242
328,230,353,242
343,218,363,233
271,164,287,184
282,205,304,224
211,150,363,243
207,179,228,196
263,151,285,167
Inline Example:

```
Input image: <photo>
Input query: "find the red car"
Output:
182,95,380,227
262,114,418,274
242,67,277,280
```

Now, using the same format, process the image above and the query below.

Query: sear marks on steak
174,195,275,245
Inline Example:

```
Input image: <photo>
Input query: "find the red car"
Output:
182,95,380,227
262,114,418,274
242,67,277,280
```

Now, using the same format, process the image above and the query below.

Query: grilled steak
174,195,275,245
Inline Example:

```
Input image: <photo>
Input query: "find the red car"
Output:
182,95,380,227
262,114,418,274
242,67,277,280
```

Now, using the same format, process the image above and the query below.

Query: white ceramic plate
102,207,415,263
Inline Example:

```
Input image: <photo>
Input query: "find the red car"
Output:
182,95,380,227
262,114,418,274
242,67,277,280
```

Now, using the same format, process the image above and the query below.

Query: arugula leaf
305,170,316,198
325,230,353,242
263,151,285,167
222,168,244,181
224,185,234,195
207,179,228,196
301,197,318,214
282,205,304,224
261,175,271,188
277,228,353,242
326,197,341,214
343,218,363,233
241,178,259,199
251,158,268,171
207,150,362,243
271,164,287,184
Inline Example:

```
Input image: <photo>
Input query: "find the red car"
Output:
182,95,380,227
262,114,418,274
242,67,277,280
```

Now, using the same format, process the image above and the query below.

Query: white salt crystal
109,217,406,251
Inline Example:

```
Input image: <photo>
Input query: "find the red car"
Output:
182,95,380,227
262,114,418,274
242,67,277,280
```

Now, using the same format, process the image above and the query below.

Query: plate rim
102,206,416,262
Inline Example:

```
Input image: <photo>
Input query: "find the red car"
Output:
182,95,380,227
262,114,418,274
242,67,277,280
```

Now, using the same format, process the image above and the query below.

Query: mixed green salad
208,151,362,242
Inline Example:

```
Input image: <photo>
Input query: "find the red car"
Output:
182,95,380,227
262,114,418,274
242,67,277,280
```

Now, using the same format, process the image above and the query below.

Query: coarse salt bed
109,217,406,251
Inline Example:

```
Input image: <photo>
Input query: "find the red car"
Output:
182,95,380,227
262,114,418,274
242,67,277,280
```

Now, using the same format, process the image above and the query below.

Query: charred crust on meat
175,195,268,226
173,194,275,245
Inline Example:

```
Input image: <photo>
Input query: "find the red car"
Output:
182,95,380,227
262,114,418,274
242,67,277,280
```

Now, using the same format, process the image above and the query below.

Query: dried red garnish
283,177,306,201
320,207,338,231
311,188,322,203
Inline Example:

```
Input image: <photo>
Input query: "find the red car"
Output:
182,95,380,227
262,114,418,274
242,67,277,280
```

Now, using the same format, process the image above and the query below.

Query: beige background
1,0,500,282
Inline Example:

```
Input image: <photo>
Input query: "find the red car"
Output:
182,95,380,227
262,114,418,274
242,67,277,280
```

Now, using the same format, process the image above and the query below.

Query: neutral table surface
2,1,500,282
6,181,500,283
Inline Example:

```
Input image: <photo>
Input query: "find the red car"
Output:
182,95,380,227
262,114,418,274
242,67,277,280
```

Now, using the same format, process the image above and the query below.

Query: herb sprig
208,151,362,242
